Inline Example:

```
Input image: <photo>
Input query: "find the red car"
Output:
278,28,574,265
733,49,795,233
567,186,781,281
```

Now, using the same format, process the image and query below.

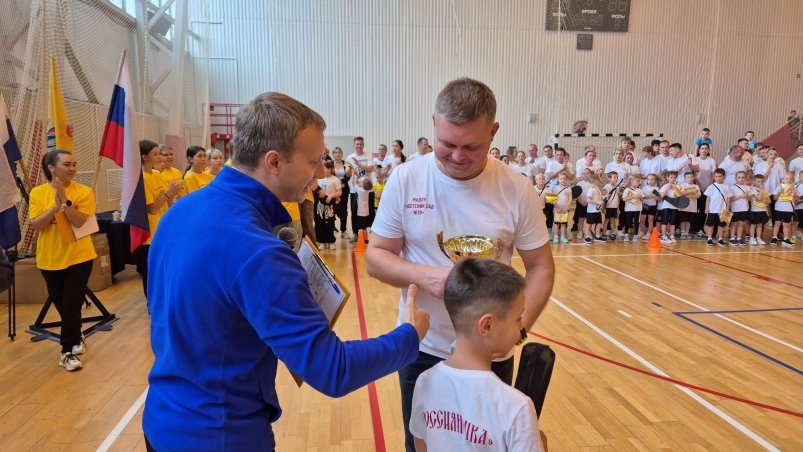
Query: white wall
206,0,803,159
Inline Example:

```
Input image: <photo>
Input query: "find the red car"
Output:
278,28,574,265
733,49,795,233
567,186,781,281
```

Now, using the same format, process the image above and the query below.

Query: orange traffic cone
353,229,367,252
645,227,662,250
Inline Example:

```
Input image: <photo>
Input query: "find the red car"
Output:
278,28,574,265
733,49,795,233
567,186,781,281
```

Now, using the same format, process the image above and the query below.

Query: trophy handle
436,231,450,260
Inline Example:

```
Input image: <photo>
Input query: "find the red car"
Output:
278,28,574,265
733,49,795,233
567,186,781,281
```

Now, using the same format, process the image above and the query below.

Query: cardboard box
88,233,112,292
14,258,48,304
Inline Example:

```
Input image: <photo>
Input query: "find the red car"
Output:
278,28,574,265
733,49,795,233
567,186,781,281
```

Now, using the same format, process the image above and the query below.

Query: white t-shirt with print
544,160,569,188
704,183,730,214
659,183,681,210
773,185,795,212
750,186,770,212
604,161,628,183
679,182,699,213
346,152,374,190
317,175,342,198
371,154,549,358
622,187,642,212
410,362,543,452
641,185,659,207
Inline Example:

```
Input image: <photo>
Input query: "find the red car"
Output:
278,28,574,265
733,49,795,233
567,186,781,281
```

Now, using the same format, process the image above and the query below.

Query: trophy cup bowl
437,231,504,263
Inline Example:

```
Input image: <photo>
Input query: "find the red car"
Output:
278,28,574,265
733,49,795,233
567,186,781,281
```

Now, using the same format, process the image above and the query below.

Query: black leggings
40,260,93,353
134,245,149,299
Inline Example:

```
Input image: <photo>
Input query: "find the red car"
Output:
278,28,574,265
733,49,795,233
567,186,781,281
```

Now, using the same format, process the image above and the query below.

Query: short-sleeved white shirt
694,156,717,191
346,152,374,190
704,183,730,214
371,154,549,358
718,157,750,186
410,363,543,452
729,184,751,212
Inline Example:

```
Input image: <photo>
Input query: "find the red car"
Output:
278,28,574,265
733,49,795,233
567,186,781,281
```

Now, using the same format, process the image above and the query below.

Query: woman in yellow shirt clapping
28,150,97,372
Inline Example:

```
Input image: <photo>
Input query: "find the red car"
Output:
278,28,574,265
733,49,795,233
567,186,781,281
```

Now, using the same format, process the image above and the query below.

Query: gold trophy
436,231,504,263
436,231,525,343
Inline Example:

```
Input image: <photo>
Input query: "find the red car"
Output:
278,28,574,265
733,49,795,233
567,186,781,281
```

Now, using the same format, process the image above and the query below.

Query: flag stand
6,247,18,340
26,288,118,343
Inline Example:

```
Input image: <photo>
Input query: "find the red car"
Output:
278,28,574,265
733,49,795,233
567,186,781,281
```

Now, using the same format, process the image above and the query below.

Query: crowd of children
528,134,803,248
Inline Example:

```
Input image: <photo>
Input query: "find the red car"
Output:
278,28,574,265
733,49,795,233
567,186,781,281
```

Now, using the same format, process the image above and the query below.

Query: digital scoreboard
545,0,631,33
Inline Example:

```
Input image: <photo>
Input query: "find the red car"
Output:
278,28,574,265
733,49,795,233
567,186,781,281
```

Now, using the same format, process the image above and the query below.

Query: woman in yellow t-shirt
158,144,185,199
28,150,97,372
183,145,214,193
137,140,181,299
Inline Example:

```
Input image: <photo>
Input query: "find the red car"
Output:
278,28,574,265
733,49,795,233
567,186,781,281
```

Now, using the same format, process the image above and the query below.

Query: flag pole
92,50,128,190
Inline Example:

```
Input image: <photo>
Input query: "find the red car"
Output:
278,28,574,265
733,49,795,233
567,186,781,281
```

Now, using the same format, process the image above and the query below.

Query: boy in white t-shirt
748,174,770,245
584,173,605,244
548,174,572,244
793,170,803,243
602,172,622,240
678,172,701,240
638,173,661,240
410,259,544,452
770,171,798,247
704,168,730,246
658,171,681,244
621,175,643,242
728,171,751,246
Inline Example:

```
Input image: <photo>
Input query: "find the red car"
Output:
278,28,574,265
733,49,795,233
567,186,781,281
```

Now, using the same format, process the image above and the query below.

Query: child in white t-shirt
728,171,751,246
658,171,681,244
621,175,643,242
534,173,551,233
771,171,798,247
549,174,572,244
678,172,701,240
748,174,771,245
354,176,373,237
410,259,544,452
639,173,661,241
793,170,803,243
584,173,605,244
704,168,730,246
602,172,621,240
575,168,593,239
314,161,343,249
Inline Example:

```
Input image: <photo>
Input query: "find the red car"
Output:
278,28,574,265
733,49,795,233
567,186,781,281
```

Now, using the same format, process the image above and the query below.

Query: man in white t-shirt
366,78,554,452
526,143,546,174
655,140,672,178
345,136,375,241
665,142,694,176
575,145,603,176
544,147,575,189
719,145,751,186
788,144,803,177
406,137,430,161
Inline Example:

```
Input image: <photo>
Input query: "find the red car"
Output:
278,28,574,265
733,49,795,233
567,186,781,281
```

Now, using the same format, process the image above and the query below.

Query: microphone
277,227,298,249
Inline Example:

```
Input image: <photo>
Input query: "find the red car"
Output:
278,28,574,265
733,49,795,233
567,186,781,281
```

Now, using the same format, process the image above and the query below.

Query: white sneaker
72,337,86,355
617,230,624,237
59,352,82,372
756,237,766,245
748,238,758,246
623,234,630,242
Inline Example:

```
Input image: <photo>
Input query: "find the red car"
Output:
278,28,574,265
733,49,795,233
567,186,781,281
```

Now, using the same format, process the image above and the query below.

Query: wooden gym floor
1,236,801,451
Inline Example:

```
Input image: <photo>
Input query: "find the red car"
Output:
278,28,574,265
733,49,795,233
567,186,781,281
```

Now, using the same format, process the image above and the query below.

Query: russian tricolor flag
99,51,149,252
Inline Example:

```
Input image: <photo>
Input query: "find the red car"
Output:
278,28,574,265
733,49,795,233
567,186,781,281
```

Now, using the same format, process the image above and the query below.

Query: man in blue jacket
142,92,429,451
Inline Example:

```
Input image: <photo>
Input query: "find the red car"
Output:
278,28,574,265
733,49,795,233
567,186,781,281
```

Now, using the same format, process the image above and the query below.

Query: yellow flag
48,57,74,154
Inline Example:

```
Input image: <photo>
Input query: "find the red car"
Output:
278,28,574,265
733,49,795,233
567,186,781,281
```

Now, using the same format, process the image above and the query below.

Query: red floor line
528,331,803,418
666,247,803,290
350,252,387,452
758,252,803,264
